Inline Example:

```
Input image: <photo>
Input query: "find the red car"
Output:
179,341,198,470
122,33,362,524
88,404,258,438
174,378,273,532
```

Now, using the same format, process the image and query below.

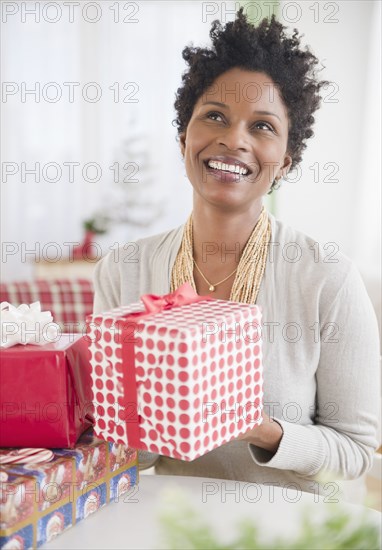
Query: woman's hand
237,411,283,454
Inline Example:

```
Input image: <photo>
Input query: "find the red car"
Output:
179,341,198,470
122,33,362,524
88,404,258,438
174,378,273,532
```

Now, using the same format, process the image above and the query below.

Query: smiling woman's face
180,68,292,212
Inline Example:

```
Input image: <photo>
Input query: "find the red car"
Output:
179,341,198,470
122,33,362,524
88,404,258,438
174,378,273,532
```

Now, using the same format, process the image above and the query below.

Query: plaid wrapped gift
0,280,94,333
87,283,264,461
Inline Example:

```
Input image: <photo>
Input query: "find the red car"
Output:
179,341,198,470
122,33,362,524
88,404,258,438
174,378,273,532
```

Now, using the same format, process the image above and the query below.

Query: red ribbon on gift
119,283,212,448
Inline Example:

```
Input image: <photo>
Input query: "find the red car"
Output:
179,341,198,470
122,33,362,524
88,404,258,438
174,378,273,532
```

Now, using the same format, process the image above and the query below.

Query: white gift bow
0,301,61,348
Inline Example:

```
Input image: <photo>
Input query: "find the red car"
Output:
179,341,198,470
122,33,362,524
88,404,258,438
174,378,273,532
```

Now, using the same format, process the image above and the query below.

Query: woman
93,11,380,502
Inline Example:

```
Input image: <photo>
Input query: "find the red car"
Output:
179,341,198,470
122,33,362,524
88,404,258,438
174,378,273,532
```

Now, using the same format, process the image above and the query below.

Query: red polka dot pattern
87,299,263,460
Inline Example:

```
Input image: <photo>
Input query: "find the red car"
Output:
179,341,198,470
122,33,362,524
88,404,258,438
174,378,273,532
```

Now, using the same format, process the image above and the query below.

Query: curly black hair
174,9,329,192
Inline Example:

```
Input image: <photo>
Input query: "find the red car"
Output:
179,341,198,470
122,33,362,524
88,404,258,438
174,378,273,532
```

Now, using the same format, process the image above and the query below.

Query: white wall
1,1,380,290
275,0,381,279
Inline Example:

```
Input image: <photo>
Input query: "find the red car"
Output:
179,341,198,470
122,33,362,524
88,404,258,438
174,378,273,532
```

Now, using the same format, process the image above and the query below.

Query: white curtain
1,1,212,281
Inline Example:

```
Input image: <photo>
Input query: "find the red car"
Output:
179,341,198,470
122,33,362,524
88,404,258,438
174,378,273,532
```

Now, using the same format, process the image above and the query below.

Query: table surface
43,474,381,550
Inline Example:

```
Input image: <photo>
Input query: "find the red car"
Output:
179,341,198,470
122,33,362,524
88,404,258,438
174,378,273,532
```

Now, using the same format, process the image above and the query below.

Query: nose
217,122,250,151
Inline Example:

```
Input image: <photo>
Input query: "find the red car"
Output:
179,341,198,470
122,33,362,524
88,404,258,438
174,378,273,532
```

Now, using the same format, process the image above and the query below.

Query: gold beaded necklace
170,207,271,303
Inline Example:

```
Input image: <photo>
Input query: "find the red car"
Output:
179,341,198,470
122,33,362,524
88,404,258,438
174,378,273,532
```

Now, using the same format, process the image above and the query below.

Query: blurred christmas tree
84,129,164,235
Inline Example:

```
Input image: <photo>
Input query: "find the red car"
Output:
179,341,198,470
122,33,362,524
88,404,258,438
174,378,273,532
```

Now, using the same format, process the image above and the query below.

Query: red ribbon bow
140,282,212,314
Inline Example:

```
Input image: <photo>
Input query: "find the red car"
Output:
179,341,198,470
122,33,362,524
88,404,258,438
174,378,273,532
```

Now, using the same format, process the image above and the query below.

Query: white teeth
207,160,248,175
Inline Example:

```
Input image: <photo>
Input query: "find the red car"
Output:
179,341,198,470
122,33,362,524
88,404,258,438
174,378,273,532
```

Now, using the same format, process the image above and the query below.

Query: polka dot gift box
87,283,263,461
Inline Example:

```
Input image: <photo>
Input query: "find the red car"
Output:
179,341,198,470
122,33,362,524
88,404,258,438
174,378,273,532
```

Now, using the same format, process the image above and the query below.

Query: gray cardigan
93,213,380,503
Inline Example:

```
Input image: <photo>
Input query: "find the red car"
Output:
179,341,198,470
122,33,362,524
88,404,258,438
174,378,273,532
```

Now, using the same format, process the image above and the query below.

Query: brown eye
207,111,224,122
255,121,274,132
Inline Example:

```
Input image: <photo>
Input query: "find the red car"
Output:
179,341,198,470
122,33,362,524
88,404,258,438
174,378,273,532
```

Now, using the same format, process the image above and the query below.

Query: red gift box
0,334,94,448
87,283,263,461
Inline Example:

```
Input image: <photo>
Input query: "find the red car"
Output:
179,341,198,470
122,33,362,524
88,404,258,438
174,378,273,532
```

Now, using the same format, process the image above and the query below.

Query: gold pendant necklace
170,206,271,304
193,259,237,292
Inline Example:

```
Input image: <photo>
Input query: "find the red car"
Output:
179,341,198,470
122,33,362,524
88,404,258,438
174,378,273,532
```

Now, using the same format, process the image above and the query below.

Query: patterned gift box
0,431,138,549
87,283,263,461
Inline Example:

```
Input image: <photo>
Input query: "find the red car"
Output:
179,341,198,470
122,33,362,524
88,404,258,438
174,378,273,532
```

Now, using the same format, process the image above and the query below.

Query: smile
203,156,253,177
203,157,253,183
207,159,249,175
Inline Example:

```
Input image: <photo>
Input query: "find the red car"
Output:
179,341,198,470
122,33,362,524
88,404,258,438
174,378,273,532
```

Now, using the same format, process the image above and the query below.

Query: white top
93,213,381,503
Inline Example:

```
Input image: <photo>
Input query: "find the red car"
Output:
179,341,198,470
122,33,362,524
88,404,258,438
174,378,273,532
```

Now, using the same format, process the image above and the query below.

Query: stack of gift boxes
0,324,138,549
1,284,263,548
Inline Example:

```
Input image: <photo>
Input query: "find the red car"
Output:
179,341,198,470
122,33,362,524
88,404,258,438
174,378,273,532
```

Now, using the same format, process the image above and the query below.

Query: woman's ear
179,132,186,157
280,154,292,178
